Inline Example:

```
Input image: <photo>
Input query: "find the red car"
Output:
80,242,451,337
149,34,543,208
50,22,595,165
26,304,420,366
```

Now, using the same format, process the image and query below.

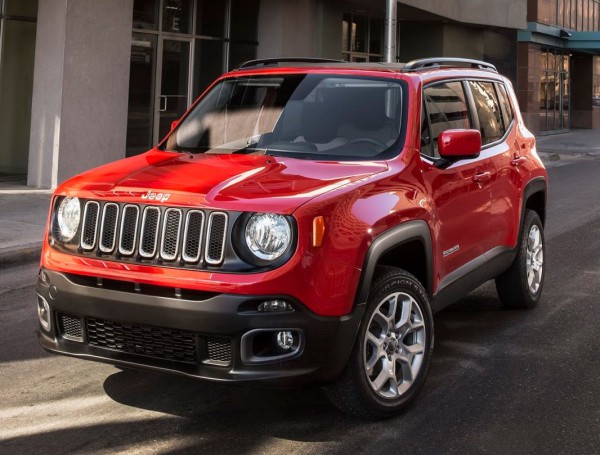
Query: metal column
384,0,398,63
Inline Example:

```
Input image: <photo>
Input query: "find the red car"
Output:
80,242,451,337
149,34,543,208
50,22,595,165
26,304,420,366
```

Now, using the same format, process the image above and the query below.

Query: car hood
57,150,388,213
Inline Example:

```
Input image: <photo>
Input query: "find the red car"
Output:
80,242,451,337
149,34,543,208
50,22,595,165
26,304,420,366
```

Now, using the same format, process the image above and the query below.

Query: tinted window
469,81,505,145
496,83,514,130
423,81,471,157
164,75,404,160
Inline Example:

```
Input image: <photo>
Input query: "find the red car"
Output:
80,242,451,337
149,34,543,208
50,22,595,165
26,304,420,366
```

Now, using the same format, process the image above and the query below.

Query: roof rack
236,57,345,70
403,57,497,73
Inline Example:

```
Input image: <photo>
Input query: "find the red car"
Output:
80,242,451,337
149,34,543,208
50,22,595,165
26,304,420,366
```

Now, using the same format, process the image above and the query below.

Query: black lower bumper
37,268,364,388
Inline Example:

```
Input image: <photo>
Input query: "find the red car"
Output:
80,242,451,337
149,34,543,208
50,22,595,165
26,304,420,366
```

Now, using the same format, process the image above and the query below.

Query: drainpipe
384,0,398,63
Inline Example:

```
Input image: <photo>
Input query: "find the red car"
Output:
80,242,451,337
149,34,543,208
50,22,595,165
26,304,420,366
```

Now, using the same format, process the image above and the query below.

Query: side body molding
354,220,433,306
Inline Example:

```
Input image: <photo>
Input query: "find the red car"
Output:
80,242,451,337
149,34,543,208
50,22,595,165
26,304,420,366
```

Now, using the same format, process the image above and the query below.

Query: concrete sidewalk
1,129,599,268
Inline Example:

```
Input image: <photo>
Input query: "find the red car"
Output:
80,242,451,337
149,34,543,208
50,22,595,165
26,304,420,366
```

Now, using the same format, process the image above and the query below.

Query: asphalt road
1,158,599,455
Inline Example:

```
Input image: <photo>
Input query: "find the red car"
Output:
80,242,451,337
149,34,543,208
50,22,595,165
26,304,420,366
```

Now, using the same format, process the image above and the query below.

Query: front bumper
37,268,364,387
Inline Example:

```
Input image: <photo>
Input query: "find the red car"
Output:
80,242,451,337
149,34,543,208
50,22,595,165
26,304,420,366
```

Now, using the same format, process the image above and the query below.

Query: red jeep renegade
38,57,548,418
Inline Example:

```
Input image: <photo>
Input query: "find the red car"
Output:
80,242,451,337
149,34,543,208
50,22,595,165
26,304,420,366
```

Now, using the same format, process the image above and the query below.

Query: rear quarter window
468,81,505,145
496,83,515,129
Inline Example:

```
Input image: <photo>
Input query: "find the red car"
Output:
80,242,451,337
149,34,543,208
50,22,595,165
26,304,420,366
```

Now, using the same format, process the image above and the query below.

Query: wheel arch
522,177,547,227
354,220,433,306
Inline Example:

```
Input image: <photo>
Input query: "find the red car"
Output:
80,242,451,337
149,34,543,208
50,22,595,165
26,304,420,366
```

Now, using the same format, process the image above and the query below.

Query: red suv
37,57,547,418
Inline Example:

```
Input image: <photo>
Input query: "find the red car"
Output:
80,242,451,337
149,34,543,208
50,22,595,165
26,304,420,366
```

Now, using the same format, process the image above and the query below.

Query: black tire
495,209,545,309
325,267,434,419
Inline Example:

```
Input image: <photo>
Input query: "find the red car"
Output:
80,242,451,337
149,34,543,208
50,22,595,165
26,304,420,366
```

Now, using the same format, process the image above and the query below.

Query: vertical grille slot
139,207,161,258
160,208,182,261
99,203,119,253
182,210,205,263
205,212,228,265
80,201,100,250
119,205,140,255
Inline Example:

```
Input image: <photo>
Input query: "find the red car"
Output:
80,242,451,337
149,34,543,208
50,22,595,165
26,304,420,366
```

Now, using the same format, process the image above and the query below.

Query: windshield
163,74,405,160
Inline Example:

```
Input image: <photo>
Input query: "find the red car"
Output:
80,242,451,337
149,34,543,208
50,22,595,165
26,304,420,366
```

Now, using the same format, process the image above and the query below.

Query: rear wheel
325,267,434,418
495,209,545,308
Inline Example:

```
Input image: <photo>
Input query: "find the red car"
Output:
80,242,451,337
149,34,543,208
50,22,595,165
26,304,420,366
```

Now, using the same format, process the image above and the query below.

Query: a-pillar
27,0,133,189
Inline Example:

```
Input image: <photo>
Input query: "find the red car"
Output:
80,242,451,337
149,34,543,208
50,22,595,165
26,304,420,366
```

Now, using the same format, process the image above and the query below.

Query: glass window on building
342,13,384,62
0,0,38,181
539,48,570,134
127,0,258,156
555,0,600,31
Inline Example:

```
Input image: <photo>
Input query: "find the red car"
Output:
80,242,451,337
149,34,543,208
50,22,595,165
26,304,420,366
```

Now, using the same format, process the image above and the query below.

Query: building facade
0,0,599,188
518,0,600,131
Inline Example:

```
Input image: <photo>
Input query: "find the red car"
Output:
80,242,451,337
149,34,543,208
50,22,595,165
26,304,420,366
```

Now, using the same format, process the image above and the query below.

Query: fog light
37,294,51,331
276,331,294,350
258,300,293,312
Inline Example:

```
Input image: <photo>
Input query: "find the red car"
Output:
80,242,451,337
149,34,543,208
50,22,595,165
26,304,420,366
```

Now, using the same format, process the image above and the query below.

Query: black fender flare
354,220,433,306
520,177,547,228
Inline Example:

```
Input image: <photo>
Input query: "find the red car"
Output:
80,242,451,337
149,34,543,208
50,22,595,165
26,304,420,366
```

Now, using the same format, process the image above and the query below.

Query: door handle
159,95,167,112
473,171,491,184
511,156,527,166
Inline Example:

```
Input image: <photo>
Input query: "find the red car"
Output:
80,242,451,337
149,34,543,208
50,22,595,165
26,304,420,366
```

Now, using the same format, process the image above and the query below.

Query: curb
0,242,42,269
538,152,561,162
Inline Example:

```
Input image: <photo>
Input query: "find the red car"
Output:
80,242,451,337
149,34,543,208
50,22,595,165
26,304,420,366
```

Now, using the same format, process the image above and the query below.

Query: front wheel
495,209,545,308
325,267,434,419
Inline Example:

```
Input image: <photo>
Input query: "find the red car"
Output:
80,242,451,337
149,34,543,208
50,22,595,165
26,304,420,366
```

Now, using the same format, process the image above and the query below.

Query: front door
421,81,493,283
126,36,192,156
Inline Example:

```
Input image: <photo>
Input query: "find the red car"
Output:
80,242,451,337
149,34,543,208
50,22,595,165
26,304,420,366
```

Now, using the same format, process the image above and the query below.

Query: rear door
466,80,519,249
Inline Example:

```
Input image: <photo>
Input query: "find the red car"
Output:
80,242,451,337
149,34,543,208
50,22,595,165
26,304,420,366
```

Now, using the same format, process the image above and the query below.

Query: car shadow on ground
94,282,528,449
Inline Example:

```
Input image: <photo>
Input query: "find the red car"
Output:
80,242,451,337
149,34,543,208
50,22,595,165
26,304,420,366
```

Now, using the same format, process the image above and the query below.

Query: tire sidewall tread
325,266,434,419
496,209,545,309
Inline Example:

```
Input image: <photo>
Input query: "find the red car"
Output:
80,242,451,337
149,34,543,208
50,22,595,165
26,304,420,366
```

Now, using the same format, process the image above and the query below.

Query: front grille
79,200,228,268
86,317,198,364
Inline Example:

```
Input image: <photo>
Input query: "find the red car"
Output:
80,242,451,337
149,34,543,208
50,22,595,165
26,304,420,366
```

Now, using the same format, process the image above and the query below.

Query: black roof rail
403,57,498,73
236,57,345,70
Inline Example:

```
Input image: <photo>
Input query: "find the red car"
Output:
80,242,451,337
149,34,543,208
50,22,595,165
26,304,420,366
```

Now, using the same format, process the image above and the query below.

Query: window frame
419,78,516,163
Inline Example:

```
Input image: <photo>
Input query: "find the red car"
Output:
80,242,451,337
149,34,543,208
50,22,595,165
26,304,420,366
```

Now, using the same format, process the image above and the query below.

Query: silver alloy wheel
363,292,426,399
526,224,544,294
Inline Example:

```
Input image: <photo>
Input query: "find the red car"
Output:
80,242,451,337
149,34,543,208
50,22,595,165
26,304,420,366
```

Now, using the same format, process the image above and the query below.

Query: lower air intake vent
205,336,233,366
86,317,198,364
58,313,83,341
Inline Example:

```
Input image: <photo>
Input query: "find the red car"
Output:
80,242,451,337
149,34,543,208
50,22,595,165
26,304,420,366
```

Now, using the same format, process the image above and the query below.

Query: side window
423,81,471,157
496,83,515,130
468,81,505,145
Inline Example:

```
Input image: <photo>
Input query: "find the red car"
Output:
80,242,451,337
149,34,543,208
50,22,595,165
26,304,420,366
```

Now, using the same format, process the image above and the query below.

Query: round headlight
245,213,292,261
56,197,81,242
